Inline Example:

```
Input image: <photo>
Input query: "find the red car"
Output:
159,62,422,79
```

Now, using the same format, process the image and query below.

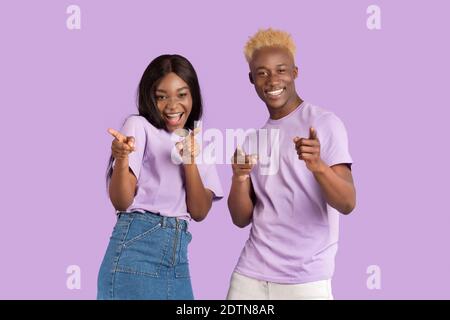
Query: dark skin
108,72,213,221
228,46,356,228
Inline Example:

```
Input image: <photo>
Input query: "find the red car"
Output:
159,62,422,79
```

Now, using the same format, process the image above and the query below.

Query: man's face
249,46,298,113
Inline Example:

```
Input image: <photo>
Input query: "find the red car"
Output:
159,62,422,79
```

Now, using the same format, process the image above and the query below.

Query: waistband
118,210,188,231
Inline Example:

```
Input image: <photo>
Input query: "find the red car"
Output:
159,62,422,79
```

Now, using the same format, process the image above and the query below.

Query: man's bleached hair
244,28,296,63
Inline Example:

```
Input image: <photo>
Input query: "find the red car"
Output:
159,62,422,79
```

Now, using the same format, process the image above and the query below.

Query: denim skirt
97,211,193,299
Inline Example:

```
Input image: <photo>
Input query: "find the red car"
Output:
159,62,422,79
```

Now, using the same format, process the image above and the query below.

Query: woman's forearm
183,164,213,221
109,159,137,211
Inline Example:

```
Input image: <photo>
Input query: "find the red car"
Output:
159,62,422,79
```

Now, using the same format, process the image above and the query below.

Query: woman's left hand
176,127,201,164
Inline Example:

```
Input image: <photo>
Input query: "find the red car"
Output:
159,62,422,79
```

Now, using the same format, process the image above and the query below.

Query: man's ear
293,66,299,79
249,72,254,84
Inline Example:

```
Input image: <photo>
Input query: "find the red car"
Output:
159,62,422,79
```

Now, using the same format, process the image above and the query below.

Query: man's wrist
312,159,328,175
113,158,129,170
183,162,198,169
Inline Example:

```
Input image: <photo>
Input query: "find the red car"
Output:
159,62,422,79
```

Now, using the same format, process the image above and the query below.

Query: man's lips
265,88,285,97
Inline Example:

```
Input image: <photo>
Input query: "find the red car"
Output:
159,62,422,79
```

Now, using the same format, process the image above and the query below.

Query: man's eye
278,69,286,73
258,71,268,77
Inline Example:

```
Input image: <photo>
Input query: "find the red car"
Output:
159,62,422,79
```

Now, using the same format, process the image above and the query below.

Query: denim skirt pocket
115,215,170,277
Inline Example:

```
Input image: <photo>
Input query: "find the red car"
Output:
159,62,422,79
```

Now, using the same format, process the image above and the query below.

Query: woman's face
155,72,193,132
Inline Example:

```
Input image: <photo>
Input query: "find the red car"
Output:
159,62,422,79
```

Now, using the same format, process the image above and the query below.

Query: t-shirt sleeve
315,113,353,167
113,116,147,179
198,163,224,201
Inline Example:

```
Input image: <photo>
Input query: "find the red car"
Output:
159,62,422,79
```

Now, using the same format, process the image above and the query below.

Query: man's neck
269,95,303,120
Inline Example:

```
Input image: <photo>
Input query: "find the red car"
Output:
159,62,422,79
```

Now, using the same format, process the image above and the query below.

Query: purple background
1,0,449,299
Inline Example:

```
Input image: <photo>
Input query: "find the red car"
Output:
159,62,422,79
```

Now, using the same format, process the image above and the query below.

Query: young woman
97,54,223,300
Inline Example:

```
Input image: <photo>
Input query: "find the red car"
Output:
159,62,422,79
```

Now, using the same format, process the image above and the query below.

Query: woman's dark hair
106,54,203,185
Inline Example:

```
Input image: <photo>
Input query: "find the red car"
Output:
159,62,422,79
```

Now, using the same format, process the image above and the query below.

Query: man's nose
268,73,281,86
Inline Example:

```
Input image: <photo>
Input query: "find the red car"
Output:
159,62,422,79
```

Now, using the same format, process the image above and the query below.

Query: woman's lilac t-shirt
113,115,223,219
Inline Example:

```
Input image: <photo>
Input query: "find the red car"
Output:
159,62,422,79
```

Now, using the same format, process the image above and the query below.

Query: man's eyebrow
255,64,287,70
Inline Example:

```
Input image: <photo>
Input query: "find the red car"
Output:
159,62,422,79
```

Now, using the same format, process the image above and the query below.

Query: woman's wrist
232,174,249,184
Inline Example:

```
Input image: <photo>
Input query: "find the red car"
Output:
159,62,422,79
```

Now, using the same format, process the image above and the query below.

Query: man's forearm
313,163,356,214
228,177,254,227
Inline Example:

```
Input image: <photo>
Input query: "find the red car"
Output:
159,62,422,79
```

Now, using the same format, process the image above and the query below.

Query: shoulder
124,115,147,128
123,115,160,133
301,102,332,120
120,115,158,144
303,102,346,129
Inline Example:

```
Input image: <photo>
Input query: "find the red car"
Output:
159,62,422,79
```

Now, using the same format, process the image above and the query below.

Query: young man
227,28,356,300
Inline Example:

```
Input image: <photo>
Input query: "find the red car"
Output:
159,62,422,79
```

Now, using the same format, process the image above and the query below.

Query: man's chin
266,102,286,110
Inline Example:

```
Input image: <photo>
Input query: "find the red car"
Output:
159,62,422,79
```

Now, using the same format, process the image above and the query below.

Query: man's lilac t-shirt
114,115,223,219
234,101,353,284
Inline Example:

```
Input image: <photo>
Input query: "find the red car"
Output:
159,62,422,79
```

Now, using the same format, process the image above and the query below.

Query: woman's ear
248,72,254,84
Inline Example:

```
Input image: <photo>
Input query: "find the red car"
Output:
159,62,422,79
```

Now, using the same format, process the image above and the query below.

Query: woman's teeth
267,88,284,96
166,112,183,119
165,112,183,125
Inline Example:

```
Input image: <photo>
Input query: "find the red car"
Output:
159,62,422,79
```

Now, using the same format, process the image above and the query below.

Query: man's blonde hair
244,28,296,63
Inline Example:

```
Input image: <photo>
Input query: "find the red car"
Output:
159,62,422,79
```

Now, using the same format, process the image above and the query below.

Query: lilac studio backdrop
0,0,449,299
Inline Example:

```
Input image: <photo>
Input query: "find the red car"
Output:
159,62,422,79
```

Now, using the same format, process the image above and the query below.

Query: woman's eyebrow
156,86,189,93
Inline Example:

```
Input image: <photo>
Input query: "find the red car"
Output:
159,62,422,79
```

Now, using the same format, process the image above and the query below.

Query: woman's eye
178,93,187,98
156,95,166,100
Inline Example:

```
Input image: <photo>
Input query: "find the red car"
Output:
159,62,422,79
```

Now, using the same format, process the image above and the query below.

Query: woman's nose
165,97,180,109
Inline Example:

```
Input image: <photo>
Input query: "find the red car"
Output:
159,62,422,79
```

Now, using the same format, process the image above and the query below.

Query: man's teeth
267,88,284,96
